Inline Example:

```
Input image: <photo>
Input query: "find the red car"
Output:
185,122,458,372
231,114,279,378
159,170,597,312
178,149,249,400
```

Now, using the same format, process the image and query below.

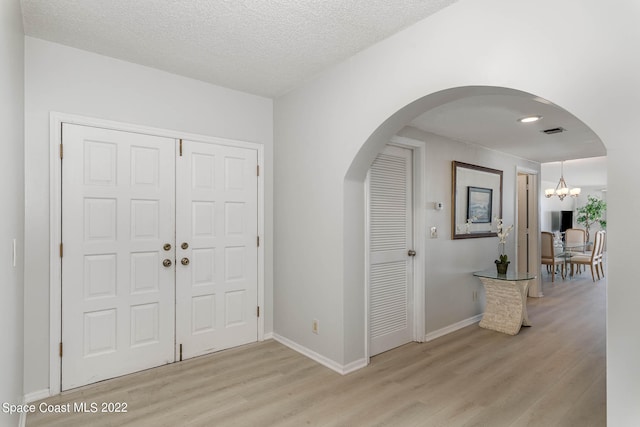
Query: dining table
555,241,590,278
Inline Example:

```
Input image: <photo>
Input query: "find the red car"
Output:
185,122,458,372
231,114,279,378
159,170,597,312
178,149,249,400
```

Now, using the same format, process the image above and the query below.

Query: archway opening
344,85,606,363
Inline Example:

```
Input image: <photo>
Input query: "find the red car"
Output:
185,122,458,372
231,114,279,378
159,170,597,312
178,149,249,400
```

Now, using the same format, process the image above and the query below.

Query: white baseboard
262,331,274,340
20,389,50,427
272,333,367,375
24,388,51,403
342,357,368,375
424,314,483,342
274,315,484,373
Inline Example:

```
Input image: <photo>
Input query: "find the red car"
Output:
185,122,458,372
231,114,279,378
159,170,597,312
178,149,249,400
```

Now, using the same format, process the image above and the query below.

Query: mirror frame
452,161,503,239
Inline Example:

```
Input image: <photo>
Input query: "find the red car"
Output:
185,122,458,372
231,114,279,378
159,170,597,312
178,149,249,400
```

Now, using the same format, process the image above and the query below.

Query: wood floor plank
27,272,606,426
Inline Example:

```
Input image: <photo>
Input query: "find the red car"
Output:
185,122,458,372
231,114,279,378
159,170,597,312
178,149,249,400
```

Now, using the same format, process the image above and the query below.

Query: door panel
368,145,413,356
61,124,176,390
176,140,258,359
517,174,528,273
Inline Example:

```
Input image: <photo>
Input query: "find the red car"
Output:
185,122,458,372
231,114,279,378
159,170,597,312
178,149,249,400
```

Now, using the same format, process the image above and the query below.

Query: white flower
465,216,478,233
494,217,514,250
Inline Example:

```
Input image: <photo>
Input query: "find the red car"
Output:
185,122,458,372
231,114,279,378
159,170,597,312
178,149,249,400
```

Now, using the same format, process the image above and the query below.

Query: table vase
495,260,509,275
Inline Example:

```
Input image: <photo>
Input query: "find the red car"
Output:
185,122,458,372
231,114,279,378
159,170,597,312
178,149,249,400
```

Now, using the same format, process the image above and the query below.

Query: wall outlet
312,319,319,334
430,226,438,238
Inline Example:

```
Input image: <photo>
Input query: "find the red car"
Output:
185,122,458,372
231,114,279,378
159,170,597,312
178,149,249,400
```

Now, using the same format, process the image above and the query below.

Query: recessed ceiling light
518,115,542,123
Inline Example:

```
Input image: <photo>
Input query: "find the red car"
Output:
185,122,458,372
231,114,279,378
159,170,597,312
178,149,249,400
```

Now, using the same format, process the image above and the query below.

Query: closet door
368,145,414,356
61,124,176,390
175,140,259,360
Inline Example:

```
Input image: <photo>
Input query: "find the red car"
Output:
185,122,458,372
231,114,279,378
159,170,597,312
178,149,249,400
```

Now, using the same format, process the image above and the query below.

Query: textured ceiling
21,0,458,97
19,0,606,167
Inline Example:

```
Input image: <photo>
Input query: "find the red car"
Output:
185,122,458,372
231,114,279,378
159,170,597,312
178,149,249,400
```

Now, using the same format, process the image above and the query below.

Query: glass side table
473,270,537,335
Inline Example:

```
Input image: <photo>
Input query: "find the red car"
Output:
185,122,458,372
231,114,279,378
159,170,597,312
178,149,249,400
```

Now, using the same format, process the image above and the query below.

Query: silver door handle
162,259,172,267
408,250,416,257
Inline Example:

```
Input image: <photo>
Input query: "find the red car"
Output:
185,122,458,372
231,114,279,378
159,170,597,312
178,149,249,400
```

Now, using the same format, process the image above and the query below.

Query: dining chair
570,230,603,281
541,231,565,282
564,228,586,273
564,228,586,252
596,230,606,279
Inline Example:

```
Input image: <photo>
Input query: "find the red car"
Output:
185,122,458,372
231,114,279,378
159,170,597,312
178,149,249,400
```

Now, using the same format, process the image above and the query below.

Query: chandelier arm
546,160,580,199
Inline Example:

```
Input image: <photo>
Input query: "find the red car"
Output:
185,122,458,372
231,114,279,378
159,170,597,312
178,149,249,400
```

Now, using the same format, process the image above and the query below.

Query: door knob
181,257,190,266
408,250,416,257
163,243,172,251
181,242,189,250
162,259,173,267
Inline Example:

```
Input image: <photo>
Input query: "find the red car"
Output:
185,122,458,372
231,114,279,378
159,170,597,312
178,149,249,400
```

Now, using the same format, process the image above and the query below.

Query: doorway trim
515,166,541,297
364,135,426,363
49,112,265,395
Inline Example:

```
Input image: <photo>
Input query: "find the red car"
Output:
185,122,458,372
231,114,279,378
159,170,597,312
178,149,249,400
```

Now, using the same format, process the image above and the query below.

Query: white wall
397,127,540,333
24,37,274,396
0,1,24,426
274,0,640,423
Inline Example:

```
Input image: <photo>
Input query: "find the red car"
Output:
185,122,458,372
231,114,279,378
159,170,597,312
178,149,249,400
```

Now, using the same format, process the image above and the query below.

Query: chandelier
545,161,580,201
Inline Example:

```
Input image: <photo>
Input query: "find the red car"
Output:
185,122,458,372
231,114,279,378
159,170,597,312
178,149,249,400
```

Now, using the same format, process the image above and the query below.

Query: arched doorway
347,85,605,362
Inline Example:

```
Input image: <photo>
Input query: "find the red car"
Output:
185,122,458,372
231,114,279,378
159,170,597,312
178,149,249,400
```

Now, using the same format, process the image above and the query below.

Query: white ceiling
19,0,607,167
408,89,606,164
542,157,607,189
20,0,458,98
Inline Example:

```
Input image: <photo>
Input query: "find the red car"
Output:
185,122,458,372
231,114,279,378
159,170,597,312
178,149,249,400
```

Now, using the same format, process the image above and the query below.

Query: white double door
61,124,258,390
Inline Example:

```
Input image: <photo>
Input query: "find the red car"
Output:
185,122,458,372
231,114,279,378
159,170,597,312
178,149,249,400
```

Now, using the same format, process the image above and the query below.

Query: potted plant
576,195,607,243
494,218,514,275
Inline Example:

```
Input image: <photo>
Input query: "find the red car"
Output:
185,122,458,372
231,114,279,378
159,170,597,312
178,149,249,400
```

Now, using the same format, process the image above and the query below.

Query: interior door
516,172,541,296
517,174,529,273
368,145,414,356
61,124,176,390
175,140,259,360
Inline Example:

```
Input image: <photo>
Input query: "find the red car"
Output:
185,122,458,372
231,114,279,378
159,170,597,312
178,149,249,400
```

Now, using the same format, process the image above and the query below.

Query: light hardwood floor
27,271,606,427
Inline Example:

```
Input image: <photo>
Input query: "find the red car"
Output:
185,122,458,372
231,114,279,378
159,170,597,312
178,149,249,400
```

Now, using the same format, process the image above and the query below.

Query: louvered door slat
368,145,413,356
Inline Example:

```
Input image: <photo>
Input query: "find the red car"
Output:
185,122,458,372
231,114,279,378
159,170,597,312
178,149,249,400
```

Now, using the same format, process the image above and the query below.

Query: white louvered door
368,145,413,356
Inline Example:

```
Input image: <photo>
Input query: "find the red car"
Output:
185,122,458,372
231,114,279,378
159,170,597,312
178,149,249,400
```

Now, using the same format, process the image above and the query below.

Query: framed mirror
452,161,503,239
